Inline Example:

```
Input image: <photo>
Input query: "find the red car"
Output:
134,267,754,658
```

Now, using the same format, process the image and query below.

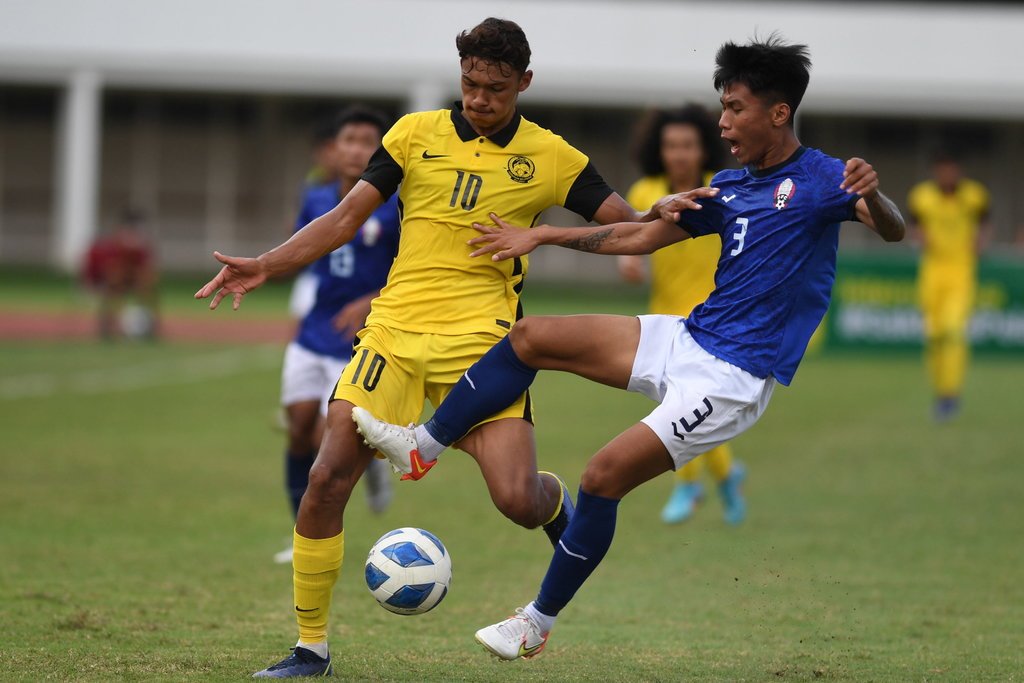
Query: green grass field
1,284,1022,681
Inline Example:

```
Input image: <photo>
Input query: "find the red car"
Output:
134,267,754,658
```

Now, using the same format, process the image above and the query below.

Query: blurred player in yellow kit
618,105,746,525
908,152,991,422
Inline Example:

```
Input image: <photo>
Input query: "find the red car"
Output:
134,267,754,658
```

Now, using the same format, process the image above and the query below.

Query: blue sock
285,449,316,518
424,336,536,445
534,489,619,617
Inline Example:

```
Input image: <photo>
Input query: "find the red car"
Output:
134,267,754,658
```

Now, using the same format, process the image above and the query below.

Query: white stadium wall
0,0,1023,275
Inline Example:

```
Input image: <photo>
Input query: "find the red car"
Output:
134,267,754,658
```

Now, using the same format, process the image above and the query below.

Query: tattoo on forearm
560,228,614,253
867,193,905,241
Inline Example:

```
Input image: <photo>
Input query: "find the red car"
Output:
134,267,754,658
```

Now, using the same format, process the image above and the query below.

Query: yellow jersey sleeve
967,180,990,217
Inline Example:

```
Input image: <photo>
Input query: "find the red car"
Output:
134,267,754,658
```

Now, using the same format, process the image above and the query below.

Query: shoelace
496,609,537,640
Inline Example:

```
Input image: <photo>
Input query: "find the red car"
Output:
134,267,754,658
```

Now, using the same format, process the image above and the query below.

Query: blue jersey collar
747,146,807,178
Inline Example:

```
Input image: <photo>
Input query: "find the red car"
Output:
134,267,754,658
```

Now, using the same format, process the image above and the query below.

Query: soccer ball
364,527,452,615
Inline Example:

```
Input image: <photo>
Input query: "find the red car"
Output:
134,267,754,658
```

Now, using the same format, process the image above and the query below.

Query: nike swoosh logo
518,639,545,657
422,151,449,159
722,194,737,203
409,450,428,476
295,606,318,612
463,370,476,390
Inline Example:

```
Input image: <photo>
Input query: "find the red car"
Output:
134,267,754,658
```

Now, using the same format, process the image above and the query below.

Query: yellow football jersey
908,179,989,271
361,107,610,335
627,174,721,316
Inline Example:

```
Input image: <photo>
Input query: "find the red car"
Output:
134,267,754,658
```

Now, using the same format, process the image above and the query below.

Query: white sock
296,640,329,659
523,601,556,634
414,424,446,462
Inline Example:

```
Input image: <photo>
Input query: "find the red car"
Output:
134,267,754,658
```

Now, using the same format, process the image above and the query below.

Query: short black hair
311,105,389,146
633,105,723,177
713,34,811,125
311,114,341,147
456,17,531,76
334,105,389,138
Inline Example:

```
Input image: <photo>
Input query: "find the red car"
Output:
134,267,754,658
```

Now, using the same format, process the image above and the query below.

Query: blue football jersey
293,183,401,359
678,147,858,385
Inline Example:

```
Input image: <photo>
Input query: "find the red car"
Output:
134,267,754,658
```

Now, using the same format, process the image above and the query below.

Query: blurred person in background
288,115,348,321
82,208,159,340
618,106,747,525
908,151,991,422
275,105,402,565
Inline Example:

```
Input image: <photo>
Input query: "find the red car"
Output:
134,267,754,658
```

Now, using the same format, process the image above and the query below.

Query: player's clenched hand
469,213,538,261
333,291,375,341
841,158,878,197
194,251,267,310
650,186,719,223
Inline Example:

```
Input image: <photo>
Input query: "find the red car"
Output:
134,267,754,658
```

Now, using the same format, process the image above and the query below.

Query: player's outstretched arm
843,157,905,242
469,188,716,261
591,192,645,224
195,181,384,310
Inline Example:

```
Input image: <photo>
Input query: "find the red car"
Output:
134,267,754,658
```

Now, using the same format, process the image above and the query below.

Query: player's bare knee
580,460,619,499
491,487,543,529
305,459,357,507
509,316,548,366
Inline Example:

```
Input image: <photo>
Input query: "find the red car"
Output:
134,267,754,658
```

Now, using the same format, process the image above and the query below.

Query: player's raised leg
356,315,641,474
456,417,572,546
475,422,673,660
254,399,376,678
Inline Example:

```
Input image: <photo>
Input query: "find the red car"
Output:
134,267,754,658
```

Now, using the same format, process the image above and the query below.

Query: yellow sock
937,334,968,397
928,333,968,397
675,457,703,484
705,443,734,482
293,528,344,644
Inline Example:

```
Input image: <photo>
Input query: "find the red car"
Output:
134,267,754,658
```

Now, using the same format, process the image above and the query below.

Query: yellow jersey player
908,152,991,422
196,18,652,678
618,106,746,525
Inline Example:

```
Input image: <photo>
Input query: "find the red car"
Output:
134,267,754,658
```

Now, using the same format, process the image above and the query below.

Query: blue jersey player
353,36,906,659
277,106,400,564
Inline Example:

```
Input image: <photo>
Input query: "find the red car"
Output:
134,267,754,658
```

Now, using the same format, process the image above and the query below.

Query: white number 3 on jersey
730,217,749,256
329,244,355,278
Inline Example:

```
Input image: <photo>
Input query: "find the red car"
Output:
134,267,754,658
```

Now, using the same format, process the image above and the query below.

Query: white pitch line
0,347,281,400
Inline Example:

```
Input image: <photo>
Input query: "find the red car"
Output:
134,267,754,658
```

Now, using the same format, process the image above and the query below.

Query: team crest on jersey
774,178,796,210
506,155,536,184
361,217,382,246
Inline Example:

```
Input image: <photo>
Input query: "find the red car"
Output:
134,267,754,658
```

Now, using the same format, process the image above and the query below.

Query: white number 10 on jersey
730,217,749,256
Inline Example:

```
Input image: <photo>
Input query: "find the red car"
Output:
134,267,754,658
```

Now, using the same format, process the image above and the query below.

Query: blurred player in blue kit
276,106,401,564
357,36,907,660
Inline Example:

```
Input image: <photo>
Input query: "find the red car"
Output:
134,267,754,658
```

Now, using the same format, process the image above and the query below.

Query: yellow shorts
918,267,975,338
331,323,532,434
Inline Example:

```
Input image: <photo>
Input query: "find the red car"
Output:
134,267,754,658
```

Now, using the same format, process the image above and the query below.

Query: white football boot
352,407,436,480
474,608,549,661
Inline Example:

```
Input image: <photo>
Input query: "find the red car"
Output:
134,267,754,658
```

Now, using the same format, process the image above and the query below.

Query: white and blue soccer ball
364,527,452,615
